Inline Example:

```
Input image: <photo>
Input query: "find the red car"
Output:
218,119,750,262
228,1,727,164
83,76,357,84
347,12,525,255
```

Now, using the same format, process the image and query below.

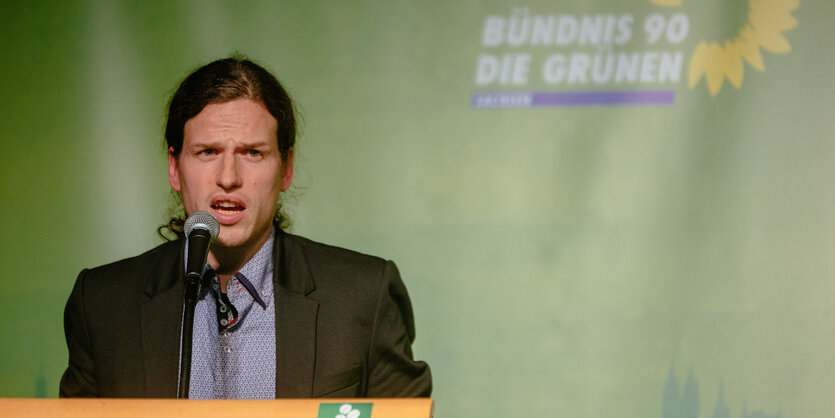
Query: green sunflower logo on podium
318,403,373,418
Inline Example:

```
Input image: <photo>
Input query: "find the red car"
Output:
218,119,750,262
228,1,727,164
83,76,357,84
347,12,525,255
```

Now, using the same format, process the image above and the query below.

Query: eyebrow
187,138,274,149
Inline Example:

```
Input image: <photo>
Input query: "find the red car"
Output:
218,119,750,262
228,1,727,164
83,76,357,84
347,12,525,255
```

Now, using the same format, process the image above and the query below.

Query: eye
247,149,262,157
200,149,216,156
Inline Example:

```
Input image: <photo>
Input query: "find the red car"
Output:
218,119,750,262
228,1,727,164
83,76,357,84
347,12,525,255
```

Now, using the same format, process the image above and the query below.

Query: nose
216,151,242,190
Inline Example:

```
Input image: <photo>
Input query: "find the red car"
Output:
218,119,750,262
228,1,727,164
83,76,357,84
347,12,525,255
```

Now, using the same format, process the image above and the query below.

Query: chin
214,230,248,249
214,221,273,248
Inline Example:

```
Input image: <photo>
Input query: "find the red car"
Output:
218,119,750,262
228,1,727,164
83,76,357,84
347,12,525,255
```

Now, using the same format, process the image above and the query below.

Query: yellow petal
781,0,801,11
723,41,745,89
756,27,792,53
688,42,710,88
737,26,765,70
704,44,727,96
779,15,798,31
648,0,682,6
749,6,798,31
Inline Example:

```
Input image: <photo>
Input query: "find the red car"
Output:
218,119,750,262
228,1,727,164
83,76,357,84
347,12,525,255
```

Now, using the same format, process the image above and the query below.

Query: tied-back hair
158,55,297,240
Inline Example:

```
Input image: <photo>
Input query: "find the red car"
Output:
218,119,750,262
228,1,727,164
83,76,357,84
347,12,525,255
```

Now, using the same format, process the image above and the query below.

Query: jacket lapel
274,230,319,397
139,240,186,398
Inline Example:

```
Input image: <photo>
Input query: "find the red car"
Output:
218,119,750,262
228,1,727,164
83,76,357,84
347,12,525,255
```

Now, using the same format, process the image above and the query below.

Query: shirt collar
234,227,275,300
198,227,275,308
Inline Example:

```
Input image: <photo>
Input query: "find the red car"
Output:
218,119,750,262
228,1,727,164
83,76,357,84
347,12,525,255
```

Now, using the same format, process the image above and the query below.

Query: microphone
178,211,219,399
184,211,220,283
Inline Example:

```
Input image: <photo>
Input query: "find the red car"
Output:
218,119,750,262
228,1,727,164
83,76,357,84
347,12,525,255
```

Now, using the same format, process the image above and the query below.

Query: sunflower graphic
652,0,799,96
650,0,683,6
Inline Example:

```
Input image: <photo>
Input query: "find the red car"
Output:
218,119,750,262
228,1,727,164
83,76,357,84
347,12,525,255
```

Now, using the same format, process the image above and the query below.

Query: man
60,57,432,398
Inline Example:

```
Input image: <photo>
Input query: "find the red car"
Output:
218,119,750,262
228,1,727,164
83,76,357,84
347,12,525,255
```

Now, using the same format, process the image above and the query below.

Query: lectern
0,398,433,418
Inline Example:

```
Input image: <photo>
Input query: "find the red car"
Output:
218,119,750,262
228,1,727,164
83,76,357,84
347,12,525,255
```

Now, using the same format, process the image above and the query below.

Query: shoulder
283,232,389,276
77,240,182,293
280,232,400,300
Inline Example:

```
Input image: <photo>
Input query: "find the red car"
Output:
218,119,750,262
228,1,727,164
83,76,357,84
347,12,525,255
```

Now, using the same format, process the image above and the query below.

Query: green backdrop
2,1,833,417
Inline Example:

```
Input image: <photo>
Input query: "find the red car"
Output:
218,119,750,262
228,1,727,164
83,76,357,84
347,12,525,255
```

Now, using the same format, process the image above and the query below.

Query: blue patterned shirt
187,228,277,399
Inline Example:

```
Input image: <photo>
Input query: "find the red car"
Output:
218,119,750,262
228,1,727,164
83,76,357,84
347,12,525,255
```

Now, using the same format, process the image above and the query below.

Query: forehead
184,99,278,143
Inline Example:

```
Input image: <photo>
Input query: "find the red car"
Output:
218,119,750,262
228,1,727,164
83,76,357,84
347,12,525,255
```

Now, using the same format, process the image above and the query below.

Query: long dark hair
158,55,297,240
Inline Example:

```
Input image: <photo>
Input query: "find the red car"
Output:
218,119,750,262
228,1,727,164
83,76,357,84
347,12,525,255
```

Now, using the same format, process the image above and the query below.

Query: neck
207,230,272,292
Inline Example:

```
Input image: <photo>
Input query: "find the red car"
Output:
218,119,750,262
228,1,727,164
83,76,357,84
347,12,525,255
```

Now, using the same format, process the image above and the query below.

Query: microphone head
184,211,220,240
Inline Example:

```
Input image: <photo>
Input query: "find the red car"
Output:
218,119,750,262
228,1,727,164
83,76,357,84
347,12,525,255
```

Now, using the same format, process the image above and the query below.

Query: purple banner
471,90,676,108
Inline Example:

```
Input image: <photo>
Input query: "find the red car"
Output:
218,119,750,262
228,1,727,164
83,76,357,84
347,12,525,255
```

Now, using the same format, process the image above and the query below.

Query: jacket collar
273,228,319,397
139,239,186,397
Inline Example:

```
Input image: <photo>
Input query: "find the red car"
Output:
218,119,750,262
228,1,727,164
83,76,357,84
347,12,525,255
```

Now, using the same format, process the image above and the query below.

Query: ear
280,147,294,192
168,147,182,192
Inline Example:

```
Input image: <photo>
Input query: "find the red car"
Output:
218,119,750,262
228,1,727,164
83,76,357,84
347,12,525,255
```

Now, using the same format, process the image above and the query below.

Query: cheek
180,164,210,193
256,168,284,197
178,172,207,209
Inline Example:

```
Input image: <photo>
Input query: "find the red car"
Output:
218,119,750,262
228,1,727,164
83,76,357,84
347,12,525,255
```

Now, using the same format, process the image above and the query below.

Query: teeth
213,201,243,215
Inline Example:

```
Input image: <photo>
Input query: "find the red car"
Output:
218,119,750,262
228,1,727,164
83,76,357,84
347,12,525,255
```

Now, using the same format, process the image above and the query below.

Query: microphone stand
178,273,201,399
176,214,217,399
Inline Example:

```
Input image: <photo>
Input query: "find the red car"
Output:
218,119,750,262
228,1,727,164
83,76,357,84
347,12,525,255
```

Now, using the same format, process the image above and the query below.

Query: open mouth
211,201,245,215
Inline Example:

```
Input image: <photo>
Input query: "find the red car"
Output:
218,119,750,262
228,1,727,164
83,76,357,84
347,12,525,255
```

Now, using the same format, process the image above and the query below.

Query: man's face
168,98,293,252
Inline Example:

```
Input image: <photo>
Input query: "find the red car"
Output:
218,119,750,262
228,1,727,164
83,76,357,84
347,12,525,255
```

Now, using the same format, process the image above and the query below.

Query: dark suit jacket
60,230,431,398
